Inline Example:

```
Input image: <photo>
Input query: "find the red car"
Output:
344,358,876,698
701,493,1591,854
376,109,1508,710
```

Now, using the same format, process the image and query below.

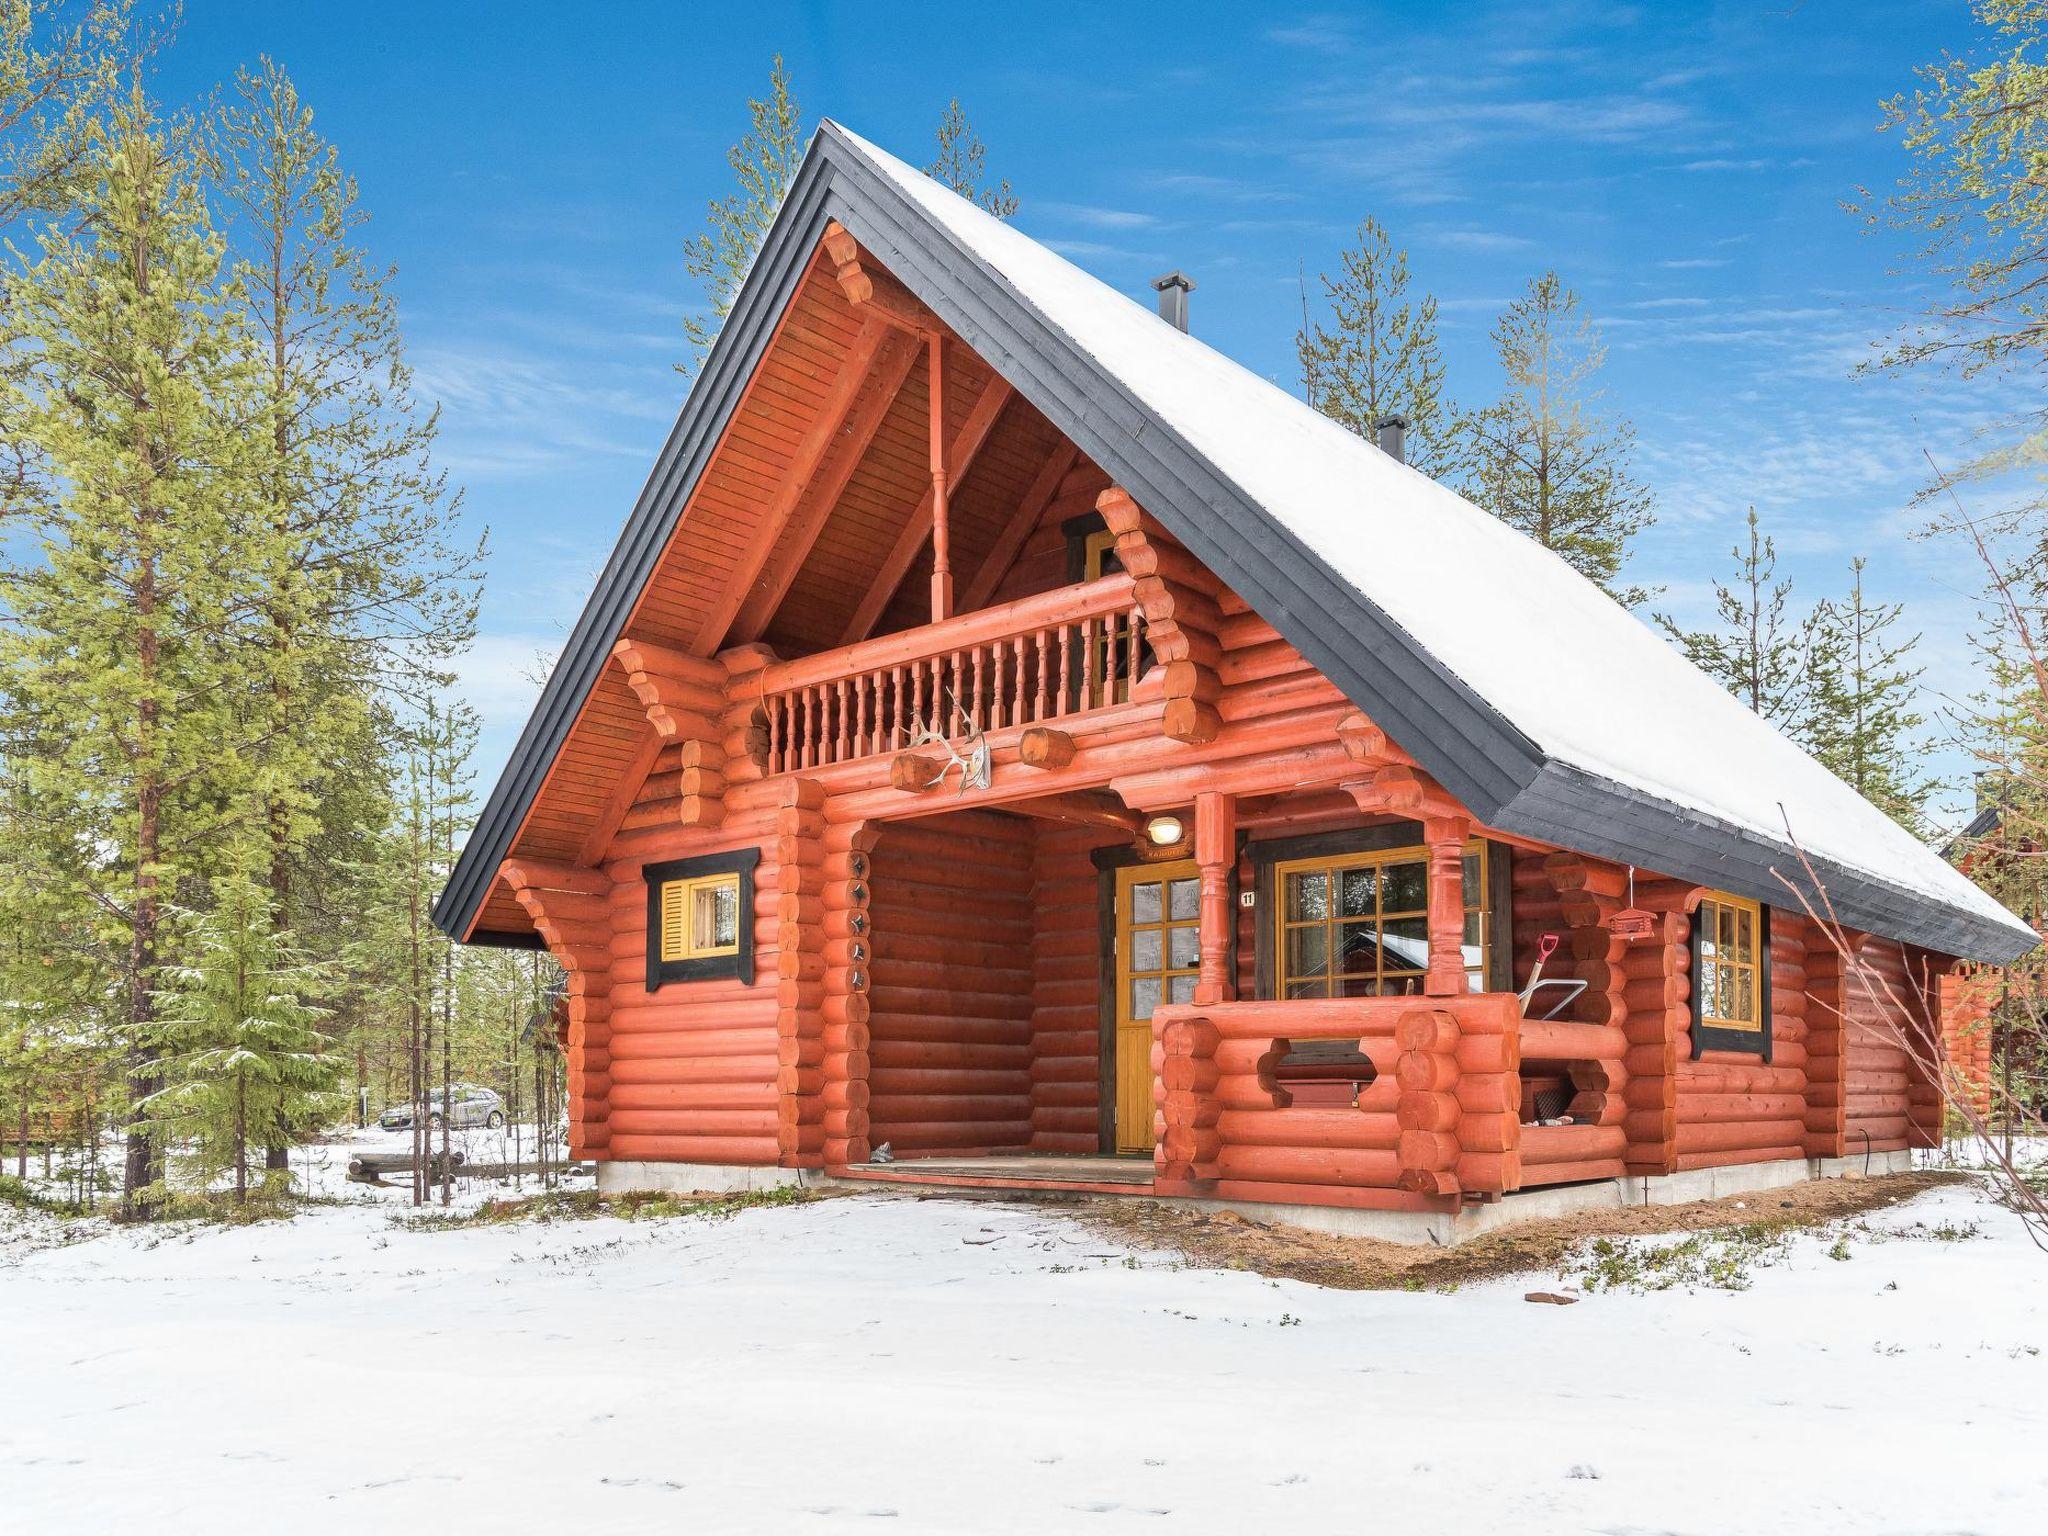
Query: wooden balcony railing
750,573,1149,775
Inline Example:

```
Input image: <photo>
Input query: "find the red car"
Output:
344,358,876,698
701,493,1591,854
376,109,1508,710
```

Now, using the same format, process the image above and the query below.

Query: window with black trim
1690,891,1771,1058
646,849,759,989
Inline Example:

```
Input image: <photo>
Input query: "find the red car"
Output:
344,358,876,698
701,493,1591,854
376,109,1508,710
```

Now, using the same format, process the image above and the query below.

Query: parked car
379,1084,505,1132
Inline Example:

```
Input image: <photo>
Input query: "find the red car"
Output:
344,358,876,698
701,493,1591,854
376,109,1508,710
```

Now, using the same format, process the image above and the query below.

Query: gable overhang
437,123,2033,966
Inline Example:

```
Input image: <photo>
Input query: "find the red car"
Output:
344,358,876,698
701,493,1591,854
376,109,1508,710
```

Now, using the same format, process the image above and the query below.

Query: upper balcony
745,572,1150,776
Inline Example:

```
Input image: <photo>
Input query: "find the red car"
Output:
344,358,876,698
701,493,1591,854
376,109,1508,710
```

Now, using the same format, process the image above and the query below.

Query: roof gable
437,121,2035,963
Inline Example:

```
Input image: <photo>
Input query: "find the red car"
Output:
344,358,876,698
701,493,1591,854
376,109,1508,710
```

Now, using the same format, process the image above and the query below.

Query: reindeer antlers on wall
903,689,991,793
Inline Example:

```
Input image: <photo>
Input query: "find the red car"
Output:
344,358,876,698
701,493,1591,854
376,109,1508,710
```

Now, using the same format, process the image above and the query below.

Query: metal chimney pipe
1151,270,1196,332
1374,413,1409,464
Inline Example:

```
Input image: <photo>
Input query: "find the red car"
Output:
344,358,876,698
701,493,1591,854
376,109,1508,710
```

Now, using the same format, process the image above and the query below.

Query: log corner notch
499,859,613,1160
611,638,732,829
1098,486,1222,743
1395,995,1522,1199
1544,855,1698,1180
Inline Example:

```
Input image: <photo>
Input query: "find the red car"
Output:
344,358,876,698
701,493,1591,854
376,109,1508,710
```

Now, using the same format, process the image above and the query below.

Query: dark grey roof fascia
1504,762,2033,963
436,123,2034,965
432,159,848,940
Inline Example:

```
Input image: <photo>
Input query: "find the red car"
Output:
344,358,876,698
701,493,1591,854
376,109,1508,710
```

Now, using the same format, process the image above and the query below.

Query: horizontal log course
1674,1121,1808,1156
1217,1075,1398,1114
869,1039,1034,1072
1519,1123,1628,1165
605,1107,780,1138
1030,1055,1101,1086
1518,1156,1628,1186
607,1083,777,1113
603,1133,780,1165
604,1023,777,1058
864,1124,1036,1152
1519,1019,1628,1062
864,950,1036,985
1214,1109,1401,1151
1214,1145,1401,1188
867,1093,1034,1123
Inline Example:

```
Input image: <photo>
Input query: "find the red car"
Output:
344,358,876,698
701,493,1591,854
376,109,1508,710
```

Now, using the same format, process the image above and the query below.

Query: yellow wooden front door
1112,860,1201,1154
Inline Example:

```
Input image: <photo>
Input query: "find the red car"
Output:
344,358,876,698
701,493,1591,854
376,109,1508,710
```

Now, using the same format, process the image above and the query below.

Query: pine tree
678,54,803,377
1296,216,1450,476
205,58,479,1170
925,98,1016,217
0,0,142,232
1656,508,1814,733
0,87,263,1217
1459,272,1656,605
1805,557,1933,830
144,874,338,1203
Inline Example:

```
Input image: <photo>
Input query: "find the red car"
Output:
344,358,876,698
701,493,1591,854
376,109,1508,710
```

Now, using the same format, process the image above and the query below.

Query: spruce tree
678,54,803,376
1459,272,1655,605
1296,215,1450,476
926,98,1016,217
0,88,262,1216
1805,557,1933,830
1656,508,1815,733
145,874,338,1203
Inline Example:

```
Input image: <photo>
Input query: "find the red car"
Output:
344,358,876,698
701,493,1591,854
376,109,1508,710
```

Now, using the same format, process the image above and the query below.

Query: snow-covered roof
437,121,2033,962
828,124,2029,960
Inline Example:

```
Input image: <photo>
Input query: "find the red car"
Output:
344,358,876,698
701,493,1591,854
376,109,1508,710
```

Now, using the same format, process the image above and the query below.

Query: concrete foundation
594,1149,1919,1244
595,1160,809,1196
1167,1150,1920,1245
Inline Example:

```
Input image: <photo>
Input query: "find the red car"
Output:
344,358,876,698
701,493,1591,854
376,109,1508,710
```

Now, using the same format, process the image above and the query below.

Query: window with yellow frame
645,849,759,989
1691,890,1772,1059
1271,841,1490,998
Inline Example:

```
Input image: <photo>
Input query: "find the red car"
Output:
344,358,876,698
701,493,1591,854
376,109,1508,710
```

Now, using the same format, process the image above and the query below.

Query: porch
830,793,1636,1216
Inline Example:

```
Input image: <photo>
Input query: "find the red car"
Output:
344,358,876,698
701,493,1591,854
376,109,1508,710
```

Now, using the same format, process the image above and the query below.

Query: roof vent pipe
1374,413,1409,464
1151,270,1195,332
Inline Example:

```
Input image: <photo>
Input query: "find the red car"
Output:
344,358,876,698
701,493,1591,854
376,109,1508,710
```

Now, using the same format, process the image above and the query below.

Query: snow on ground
1,1177,2043,1534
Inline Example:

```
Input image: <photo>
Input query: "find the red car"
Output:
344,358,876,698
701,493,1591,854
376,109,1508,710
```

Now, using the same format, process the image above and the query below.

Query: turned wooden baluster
892,665,907,748
1034,630,1050,722
970,643,986,731
1056,623,1074,717
834,679,850,762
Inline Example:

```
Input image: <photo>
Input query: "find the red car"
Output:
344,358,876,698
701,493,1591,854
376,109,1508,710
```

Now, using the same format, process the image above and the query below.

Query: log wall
1672,911,1811,1171
865,811,1036,1156
1843,940,1942,1154
597,810,784,1168
1029,824,1107,1152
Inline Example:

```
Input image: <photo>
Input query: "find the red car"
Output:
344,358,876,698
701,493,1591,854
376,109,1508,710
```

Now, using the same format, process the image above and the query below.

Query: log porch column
1423,814,1471,998
1193,790,1236,1006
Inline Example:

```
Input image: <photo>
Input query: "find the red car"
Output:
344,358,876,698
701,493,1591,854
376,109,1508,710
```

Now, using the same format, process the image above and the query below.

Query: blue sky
156,2,2019,830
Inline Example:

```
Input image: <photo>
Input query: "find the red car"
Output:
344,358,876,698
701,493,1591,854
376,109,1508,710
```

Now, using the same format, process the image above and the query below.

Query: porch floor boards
836,1154,1155,1195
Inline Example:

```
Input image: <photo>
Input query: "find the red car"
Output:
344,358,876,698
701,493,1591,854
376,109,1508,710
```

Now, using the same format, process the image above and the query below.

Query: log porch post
1423,814,1471,997
1193,790,1236,1006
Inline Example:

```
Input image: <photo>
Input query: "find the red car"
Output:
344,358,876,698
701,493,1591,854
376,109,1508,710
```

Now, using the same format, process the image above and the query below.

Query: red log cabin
435,124,2036,1238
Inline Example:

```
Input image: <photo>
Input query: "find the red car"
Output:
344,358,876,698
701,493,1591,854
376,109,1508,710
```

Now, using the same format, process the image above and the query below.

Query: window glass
1695,893,1764,1035
1275,842,1490,1000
